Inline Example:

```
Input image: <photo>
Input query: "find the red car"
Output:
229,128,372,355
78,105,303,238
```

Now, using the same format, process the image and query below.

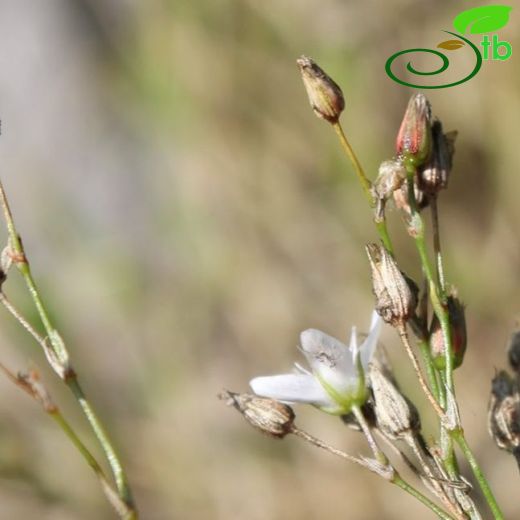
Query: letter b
492,34,512,61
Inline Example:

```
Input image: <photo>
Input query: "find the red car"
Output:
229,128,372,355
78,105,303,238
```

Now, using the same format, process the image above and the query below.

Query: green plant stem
293,426,455,520
430,197,446,293
392,473,456,520
332,121,394,254
451,429,504,520
404,165,454,397
352,404,387,465
0,179,135,512
51,410,136,520
418,339,440,402
332,122,373,203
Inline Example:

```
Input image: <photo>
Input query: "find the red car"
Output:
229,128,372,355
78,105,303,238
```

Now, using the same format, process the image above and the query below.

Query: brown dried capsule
297,56,345,124
220,390,295,438
488,371,520,454
366,243,418,326
369,363,420,440
418,119,457,195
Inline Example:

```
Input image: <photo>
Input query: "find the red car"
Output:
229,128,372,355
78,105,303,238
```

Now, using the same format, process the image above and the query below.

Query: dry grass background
0,1,518,518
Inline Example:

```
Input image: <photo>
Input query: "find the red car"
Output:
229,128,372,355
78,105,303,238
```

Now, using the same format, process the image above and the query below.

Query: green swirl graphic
385,31,482,89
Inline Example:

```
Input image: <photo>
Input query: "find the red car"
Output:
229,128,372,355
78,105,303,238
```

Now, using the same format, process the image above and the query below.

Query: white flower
250,311,382,415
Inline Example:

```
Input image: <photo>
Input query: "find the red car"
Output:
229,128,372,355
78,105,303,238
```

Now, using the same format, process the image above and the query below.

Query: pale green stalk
332,121,394,254
0,179,136,514
451,429,504,520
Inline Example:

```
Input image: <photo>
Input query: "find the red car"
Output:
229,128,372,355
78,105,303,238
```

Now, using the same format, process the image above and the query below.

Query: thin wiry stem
291,426,455,520
332,121,394,254
0,178,136,515
451,429,504,520
397,323,444,418
352,404,387,466
0,362,133,519
431,197,446,293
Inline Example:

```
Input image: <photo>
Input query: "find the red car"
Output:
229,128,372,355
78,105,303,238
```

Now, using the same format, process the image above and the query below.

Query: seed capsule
369,363,420,440
366,243,418,326
488,371,520,454
220,390,295,438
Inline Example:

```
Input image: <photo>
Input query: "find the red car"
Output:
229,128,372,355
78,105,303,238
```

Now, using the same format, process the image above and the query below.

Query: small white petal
250,373,334,408
360,311,383,367
349,325,358,356
300,329,356,395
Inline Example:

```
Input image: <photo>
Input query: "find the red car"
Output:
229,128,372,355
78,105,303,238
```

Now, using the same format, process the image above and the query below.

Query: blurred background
0,1,518,518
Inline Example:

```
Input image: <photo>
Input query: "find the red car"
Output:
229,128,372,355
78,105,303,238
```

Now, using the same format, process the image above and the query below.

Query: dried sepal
418,119,457,195
373,159,407,222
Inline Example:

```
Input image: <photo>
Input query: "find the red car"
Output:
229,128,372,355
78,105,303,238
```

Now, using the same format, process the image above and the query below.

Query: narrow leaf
437,40,466,50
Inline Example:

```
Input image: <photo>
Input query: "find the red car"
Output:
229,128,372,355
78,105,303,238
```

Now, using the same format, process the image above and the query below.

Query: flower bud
418,120,457,195
488,371,520,454
507,330,520,374
429,295,467,370
396,93,432,167
369,363,420,440
220,390,295,438
297,56,345,124
366,243,418,326
373,159,406,222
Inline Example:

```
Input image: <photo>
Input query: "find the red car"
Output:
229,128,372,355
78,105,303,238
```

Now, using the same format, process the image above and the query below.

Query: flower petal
360,311,383,368
300,329,357,395
250,373,335,408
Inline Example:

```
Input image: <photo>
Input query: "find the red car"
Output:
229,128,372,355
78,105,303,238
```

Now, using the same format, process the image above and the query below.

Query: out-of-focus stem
0,179,136,513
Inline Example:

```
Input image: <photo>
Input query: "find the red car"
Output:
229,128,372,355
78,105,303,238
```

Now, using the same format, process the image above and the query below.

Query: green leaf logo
453,5,512,34
437,40,466,50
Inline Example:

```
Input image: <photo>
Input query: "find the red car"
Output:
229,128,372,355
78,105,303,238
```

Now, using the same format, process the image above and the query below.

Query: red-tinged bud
297,56,345,124
418,119,457,195
429,295,467,370
396,93,432,167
